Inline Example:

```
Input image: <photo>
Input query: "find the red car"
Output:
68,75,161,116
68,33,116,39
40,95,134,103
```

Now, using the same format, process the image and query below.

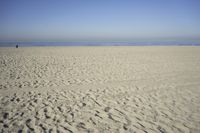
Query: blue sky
0,0,200,42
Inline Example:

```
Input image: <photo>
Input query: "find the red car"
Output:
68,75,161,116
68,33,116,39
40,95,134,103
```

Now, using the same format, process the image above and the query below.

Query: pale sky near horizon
0,0,200,42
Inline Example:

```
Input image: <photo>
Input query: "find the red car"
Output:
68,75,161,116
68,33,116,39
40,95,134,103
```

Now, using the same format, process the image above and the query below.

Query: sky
0,0,200,42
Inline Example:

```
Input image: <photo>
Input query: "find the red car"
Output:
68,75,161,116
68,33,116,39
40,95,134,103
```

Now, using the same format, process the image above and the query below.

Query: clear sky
0,0,200,42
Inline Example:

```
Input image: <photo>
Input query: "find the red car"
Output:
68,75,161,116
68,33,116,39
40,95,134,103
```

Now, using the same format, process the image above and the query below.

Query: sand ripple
0,46,200,132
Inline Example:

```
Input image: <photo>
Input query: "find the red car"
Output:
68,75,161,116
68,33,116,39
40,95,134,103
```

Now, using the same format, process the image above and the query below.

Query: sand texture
0,46,200,133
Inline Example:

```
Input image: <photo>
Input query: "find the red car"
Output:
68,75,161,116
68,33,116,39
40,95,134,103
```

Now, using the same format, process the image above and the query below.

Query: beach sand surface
0,46,200,133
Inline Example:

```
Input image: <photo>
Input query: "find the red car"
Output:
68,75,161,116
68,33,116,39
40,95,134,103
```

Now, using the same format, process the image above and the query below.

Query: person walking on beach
16,44,18,48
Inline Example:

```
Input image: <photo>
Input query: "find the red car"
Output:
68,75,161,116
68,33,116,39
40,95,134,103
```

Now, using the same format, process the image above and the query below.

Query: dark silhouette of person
16,44,18,48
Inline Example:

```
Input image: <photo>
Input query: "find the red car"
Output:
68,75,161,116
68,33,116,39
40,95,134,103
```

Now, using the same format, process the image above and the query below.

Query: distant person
16,44,18,48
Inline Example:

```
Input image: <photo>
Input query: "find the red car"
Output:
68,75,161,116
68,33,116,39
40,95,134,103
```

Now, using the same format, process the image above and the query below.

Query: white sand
0,46,200,133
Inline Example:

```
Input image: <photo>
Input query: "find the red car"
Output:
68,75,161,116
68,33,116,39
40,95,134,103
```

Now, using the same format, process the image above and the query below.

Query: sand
0,46,200,133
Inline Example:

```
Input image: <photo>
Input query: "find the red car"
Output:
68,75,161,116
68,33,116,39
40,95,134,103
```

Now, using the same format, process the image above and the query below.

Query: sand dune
0,46,200,133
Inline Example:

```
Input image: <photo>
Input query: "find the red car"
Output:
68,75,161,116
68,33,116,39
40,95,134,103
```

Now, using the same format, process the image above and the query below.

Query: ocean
0,42,200,47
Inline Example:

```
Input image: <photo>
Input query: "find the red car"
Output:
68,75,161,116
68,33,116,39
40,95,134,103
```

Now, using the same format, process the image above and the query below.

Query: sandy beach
0,46,200,133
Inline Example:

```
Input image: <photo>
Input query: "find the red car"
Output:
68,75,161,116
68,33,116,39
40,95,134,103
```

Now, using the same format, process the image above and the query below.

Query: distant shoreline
0,42,200,47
